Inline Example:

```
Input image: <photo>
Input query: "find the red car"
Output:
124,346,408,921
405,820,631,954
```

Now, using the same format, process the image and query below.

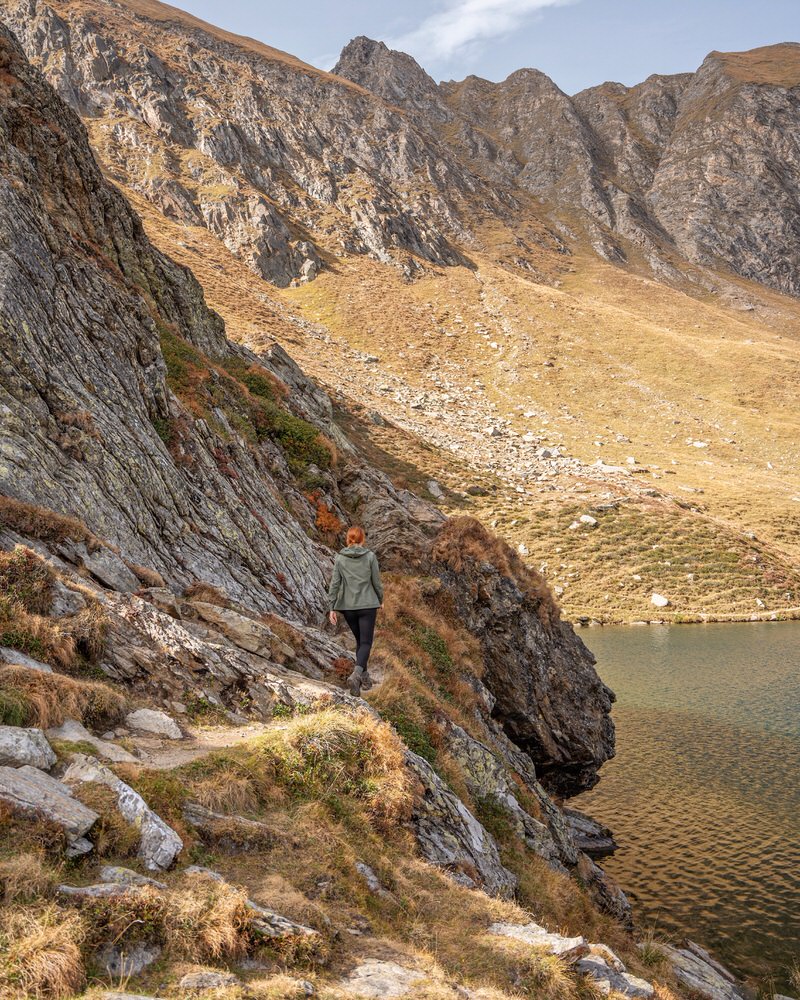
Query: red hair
346,525,366,546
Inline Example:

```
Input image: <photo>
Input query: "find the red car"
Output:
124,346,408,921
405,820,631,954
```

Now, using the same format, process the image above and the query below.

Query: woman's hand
328,611,338,626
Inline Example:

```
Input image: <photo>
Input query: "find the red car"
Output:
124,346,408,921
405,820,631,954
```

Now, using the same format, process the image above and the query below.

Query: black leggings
341,608,378,670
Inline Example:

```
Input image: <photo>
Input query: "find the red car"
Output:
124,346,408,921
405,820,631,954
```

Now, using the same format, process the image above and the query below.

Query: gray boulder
63,754,182,869
340,960,425,998
50,579,87,617
125,708,182,740
57,540,140,593
47,719,138,763
99,865,167,889
179,972,240,991
658,941,747,1000
577,955,654,997
96,940,162,978
0,726,56,769
0,647,52,672
0,764,98,846
489,921,589,963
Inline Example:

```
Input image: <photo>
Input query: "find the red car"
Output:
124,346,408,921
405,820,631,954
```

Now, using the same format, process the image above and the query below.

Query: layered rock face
8,2,800,299
3,0,498,288
0,20,330,618
336,38,800,293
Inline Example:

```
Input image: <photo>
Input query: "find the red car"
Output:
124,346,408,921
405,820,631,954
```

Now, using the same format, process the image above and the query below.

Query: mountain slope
337,37,800,295
4,0,800,626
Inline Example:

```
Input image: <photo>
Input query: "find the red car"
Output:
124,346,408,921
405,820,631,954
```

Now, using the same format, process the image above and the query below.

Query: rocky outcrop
3,0,483,286
0,764,99,853
336,34,800,294
430,523,615,795
407,750,517,897
63,753,183,869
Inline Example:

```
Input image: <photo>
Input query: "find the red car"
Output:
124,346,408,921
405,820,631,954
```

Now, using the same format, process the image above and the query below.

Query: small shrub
379,701,438,767
63,603,109,664
639,938,668,969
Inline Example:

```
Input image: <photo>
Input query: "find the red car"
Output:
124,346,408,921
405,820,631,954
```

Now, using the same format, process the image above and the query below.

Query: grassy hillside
124,190,800,623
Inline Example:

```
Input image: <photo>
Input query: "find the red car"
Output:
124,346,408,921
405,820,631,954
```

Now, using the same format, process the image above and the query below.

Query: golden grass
191,773,262,815
165,871,252,961
0,853,59,905
0,665,126,729
0,904,85,999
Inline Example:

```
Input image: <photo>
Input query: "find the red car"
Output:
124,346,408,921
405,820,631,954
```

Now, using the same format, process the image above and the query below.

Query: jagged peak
333,33,445,113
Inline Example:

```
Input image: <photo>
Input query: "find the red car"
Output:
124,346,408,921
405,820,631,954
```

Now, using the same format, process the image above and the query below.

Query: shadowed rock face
0,21,332,619
432,556,615,797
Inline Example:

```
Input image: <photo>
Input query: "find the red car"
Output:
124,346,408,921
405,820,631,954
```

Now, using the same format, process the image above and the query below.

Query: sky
175,0,800,94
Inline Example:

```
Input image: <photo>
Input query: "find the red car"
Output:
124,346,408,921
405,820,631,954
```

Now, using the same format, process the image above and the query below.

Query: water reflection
576,622,800,990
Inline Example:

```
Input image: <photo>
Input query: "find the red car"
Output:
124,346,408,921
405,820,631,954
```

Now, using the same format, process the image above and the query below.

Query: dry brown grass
0,494,102,551
126,560,167,588
0,547,54,614
0,598,76,670
432,517,561,627
165,871,252,961
71,782,141,858
184,580,231,606
0,904,85,999
0,852,59,904
191,773,262,815
0,665,126,730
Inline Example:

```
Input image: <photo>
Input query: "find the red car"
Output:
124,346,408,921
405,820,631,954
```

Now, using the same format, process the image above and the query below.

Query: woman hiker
328,525,383,697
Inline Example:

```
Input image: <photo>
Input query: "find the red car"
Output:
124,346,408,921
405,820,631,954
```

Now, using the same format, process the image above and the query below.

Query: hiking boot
360,671,374,692
347,667,363,697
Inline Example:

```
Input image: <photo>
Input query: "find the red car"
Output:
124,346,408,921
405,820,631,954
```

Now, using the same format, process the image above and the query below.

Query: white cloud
390,0,578,66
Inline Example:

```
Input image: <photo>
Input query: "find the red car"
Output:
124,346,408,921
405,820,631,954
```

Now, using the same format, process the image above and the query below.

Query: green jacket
327,545,383,611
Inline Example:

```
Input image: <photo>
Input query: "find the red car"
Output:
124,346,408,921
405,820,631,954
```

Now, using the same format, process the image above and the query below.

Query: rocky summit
0,4,796,998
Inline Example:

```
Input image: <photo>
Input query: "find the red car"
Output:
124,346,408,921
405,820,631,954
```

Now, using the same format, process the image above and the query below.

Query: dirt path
131,721,272,770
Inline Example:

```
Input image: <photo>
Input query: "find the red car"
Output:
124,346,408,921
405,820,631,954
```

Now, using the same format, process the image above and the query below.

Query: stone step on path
47,718,139,764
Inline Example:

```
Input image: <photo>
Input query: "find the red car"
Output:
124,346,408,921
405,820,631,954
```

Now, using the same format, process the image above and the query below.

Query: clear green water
575,621,800,991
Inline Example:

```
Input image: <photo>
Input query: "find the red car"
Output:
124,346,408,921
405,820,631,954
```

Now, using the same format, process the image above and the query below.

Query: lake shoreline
574,608,800,627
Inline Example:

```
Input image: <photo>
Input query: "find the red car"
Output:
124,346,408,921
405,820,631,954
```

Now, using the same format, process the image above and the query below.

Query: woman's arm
327,556,342,612
370,552,384,606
